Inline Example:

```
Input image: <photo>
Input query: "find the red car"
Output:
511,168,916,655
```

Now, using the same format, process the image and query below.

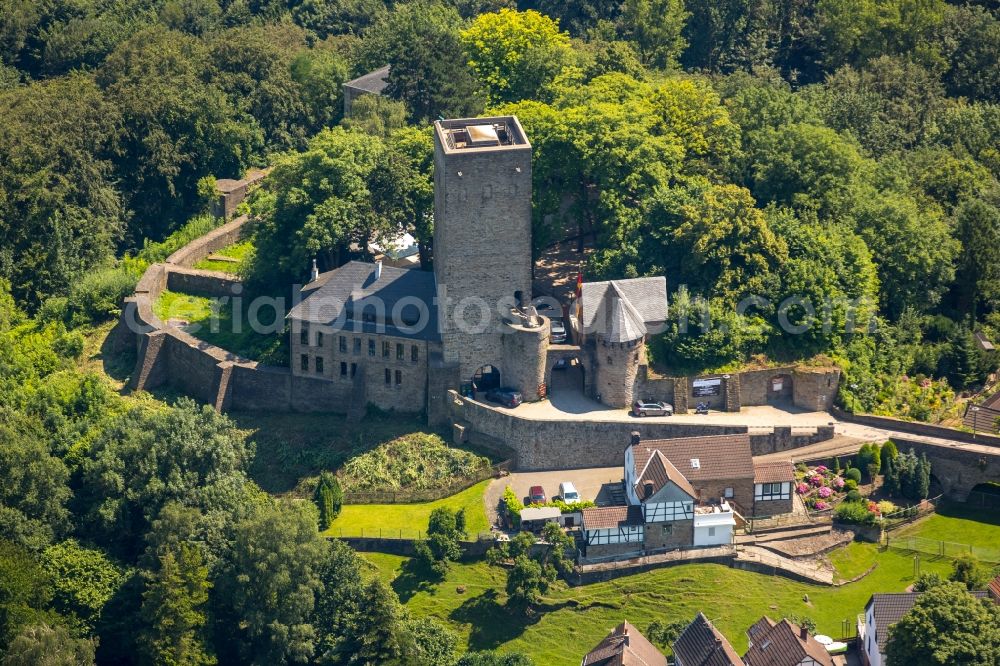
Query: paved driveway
483,466,623,526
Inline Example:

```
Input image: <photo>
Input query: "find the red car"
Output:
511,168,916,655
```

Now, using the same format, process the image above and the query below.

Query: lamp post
971,405,981,438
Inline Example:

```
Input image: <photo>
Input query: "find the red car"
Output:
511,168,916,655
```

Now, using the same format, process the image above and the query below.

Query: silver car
550,318,567,344
632,400,673,417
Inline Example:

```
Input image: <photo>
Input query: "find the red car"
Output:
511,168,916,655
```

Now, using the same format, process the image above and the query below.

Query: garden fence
884,534,1000,564
342,459,512,504
325,528,497,541
881,495,941,531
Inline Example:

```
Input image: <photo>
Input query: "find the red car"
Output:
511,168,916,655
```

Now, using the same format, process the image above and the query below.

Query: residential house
581,621,667,666
859,592,990,666
626,433,756,514
743,616,833,666
989,574,1000,605
752,461,795,517
580,506,645,560
672,612,742,666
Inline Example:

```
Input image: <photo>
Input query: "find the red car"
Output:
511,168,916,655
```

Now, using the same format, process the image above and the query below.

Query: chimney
374,260,382,281
643,481,654,499
630,431,641,447
309,258,319,283
800,625,808,641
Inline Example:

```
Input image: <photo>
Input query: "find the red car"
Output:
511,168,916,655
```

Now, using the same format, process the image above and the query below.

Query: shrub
138,214,219,263
844,479,858,492
502,486,523,528
339,433,491,491
313,472,342,529
877,500,898,515
818,486,833,499
68,257,147,324
845,468,862,484
832,477,845,490
835,500,877,525
846,489,862,503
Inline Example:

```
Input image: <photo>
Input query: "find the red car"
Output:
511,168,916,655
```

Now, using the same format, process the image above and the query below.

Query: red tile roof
632,434,754,484
582,621,668,666
637,450,697,499
582,506,644,531
989,574,1000,604
742,617,833,666
753,461,795,484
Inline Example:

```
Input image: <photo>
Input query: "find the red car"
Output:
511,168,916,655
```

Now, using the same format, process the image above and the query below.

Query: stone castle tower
591,283,646,407
432,117,533,381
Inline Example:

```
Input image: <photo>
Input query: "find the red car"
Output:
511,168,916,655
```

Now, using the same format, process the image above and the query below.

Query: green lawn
324,480,492,539
152,289,286,364
193,241,252,272
360,546,954,665
892,504,1000,550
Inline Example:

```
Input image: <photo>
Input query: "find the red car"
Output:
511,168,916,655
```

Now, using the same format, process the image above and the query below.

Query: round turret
502,316,548,401
594,334,643,408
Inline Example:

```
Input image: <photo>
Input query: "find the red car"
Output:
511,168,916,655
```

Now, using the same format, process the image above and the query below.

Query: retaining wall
449,391,835,470
831,407,1000,448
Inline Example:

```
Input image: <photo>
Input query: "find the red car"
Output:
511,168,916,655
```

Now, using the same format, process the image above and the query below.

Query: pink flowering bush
832,477,845,490
818,486,833,498
796,482,809,495
809,475,824,487
815,465,828,474
815,501,830,511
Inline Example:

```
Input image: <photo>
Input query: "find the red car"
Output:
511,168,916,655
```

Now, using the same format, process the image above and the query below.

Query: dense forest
1,0,1000,663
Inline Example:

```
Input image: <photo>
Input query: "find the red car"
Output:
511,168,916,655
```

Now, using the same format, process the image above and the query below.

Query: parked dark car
528,485,547,504
485,387,523,408
632,400,673,417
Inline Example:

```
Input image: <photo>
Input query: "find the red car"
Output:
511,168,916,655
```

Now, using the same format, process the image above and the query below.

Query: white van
559,481,580,504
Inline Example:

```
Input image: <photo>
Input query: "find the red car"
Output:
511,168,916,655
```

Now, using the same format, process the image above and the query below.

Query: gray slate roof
344,65,390,94
287,261,440,341
581,277,667,341
672,613,742,666
866,592,990,656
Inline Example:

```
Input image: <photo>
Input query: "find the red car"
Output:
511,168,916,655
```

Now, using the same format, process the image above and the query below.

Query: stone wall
643,519,693,551
165,215,248,268
119,208,374,416
750,425,837,456
166,266,242,297
583,541,644,561
753,497,793,517
636,373,675,406
831,407,1000,448
448,391,833,471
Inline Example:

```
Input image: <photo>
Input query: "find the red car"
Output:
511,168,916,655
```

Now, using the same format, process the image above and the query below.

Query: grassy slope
231,411,440,494
193,241,253,272
358,506,1000,665
324,480,492,538
362,548,952,664
152,290,286,363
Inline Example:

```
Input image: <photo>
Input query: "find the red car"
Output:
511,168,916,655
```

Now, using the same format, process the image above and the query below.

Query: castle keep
286,114,675,420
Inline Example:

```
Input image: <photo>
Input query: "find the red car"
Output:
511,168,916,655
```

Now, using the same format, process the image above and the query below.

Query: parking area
483,466,623,526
